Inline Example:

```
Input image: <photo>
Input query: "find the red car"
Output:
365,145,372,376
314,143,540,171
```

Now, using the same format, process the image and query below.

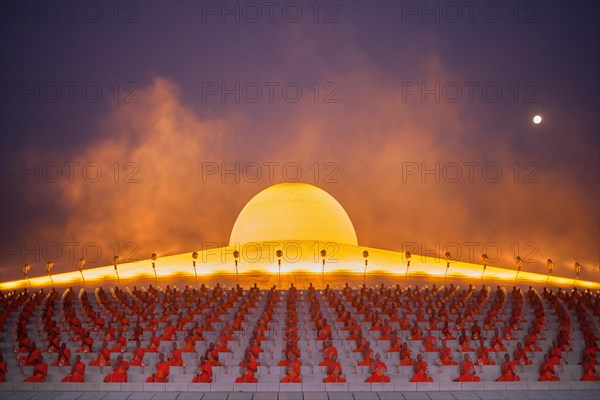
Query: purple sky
1,1,598,282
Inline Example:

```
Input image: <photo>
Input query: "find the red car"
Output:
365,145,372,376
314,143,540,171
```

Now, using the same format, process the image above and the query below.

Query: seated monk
24,355,47,382
438,340,458,365
320,342,338,367
358,344,374,366
323,354,346,382
400,343,413,366
455,354,480,382
388,333,401,352
183,330,197,353
235,366,258,383
365,353,390,382
131,341,145,366
146,353,170,383
217,338,231,353
379,319,393,340
205,343,221,366
146,335,160,353
410,322,423,340
281,365,302,383
52,343,71,366
458,329,474,352
245,338,263,360
490,329,506,352
496,353,520,381
169,342,183,366
191,356,213,383
104,355,129,382
524,328,542,352
513,342,532,365
410,354,433,382
548,340,564,365
423,329,437,352
476,338,495,365
20,342,42,366
581,354,600,381
0,354,7,382
279,351,302,372
538,354,559,381
441,322,456,340
89,342,111,366
62,355,85,382
160,321,176,341
239,350,260,377
317,319,333,341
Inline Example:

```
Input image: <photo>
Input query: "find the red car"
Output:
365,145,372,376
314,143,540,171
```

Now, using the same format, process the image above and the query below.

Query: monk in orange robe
438,340,458,365
62,355,85,382
456,354,480,382
20,342,42,366
365,353,390,382
104,355,129,382
147,353,170,382
281,365,302,383
476,338,495,365
410,354,433,382
581,354,600,381
320,342,338,367
191,356,213,383
538,354,559,381
323,355,346,383
52,343,71,366
89,342,111,366
169,342,183,366
235,366,258,383
400,343,413,366
0,354,7,382
24,356,47,382
496,353,520,381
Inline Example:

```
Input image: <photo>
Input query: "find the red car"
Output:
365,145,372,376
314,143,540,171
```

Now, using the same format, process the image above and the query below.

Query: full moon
533,115,542,124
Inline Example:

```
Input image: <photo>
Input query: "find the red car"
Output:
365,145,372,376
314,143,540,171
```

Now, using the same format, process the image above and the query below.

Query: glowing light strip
1,241,597,290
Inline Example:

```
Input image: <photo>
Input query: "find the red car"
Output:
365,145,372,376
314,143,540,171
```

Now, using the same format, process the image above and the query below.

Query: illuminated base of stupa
1,241,596,291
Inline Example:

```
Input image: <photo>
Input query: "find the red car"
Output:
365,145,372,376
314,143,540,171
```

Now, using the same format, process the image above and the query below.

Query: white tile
416,382,440,391
176,394,204,400
278,383,302,392
328,393,353,400
120,383,143,392
278,393,303,400
348,383,372,392
209,382,234,392
142,383,165,392
102,392,128,400
302,393,328,400
186,383,210,392
394,383,417,392
352,392,379,400
250,393,277,400
255,383,279,392
54,392,82,400
325,383,349,392
152,393,180,400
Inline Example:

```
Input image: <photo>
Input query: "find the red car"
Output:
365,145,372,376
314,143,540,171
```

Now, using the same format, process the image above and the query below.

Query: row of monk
0,283,598,385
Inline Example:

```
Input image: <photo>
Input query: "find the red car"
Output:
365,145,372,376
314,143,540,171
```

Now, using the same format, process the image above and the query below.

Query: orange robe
456,361,480,382
62,361,86,382
104,362,129,382
24,362,47,382
366,361,390,382
497,361,520,381
410,361,433,382
538,361,559,381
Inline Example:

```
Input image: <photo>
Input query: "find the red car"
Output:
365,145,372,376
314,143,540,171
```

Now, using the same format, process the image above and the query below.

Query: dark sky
1,0,598,282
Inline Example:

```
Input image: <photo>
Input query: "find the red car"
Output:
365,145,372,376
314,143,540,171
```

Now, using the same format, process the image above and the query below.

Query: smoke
1,25,598,282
